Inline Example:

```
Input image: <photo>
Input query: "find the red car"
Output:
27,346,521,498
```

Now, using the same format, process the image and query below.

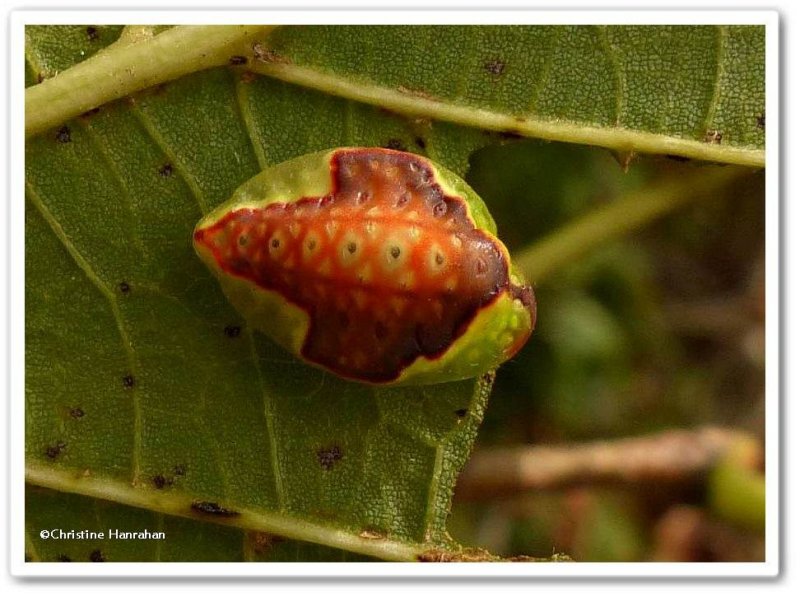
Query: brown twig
456,427,756,500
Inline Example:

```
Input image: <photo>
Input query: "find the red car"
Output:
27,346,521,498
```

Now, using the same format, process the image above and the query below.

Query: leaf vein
129,104,210,215
26,183,144,485
234,76,269,169
246,328,287,510
702,25,729,134
596,26,625,126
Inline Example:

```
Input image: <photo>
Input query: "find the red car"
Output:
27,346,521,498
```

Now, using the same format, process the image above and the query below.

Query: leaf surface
25,25,493,562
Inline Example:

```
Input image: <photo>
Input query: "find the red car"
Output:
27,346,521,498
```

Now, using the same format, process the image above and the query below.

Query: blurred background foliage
448,138,765,562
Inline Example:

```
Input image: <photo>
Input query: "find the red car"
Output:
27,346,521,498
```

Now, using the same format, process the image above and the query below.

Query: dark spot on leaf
85,26,99,41
80,107,101,118
224,325,241,338
45,441,66,460
480,371,496,385
228,55,248,66
158,163,173,177
757,113,765,129
36,72,45,83
414,136,427,149
704,130,723,144
316,445,343,470
119,281,131,294
69,407,85,419
55,126,71,143
484,58,506,76
153,474,172,489
57,554,72,562
173,464,186,476
191,500,240,517
89,549,105,562
384,138,407,152
454,408,468,418
122,374,135,389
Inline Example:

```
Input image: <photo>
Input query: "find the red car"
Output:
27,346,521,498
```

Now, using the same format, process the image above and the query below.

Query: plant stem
26,25,274,138
514,165,749,283
457,426,753,499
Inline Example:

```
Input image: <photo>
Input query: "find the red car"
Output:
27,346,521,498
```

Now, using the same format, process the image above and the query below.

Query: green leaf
25,25,496,562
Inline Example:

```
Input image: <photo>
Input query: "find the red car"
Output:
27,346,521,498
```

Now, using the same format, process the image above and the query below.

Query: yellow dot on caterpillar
339,233,362,265
383,241,406,269
408,226,421,242
302,233,320,260
428,245,446,273
444,276,458,292
450,235,463,249
268,231,285,256
288,222,300,238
